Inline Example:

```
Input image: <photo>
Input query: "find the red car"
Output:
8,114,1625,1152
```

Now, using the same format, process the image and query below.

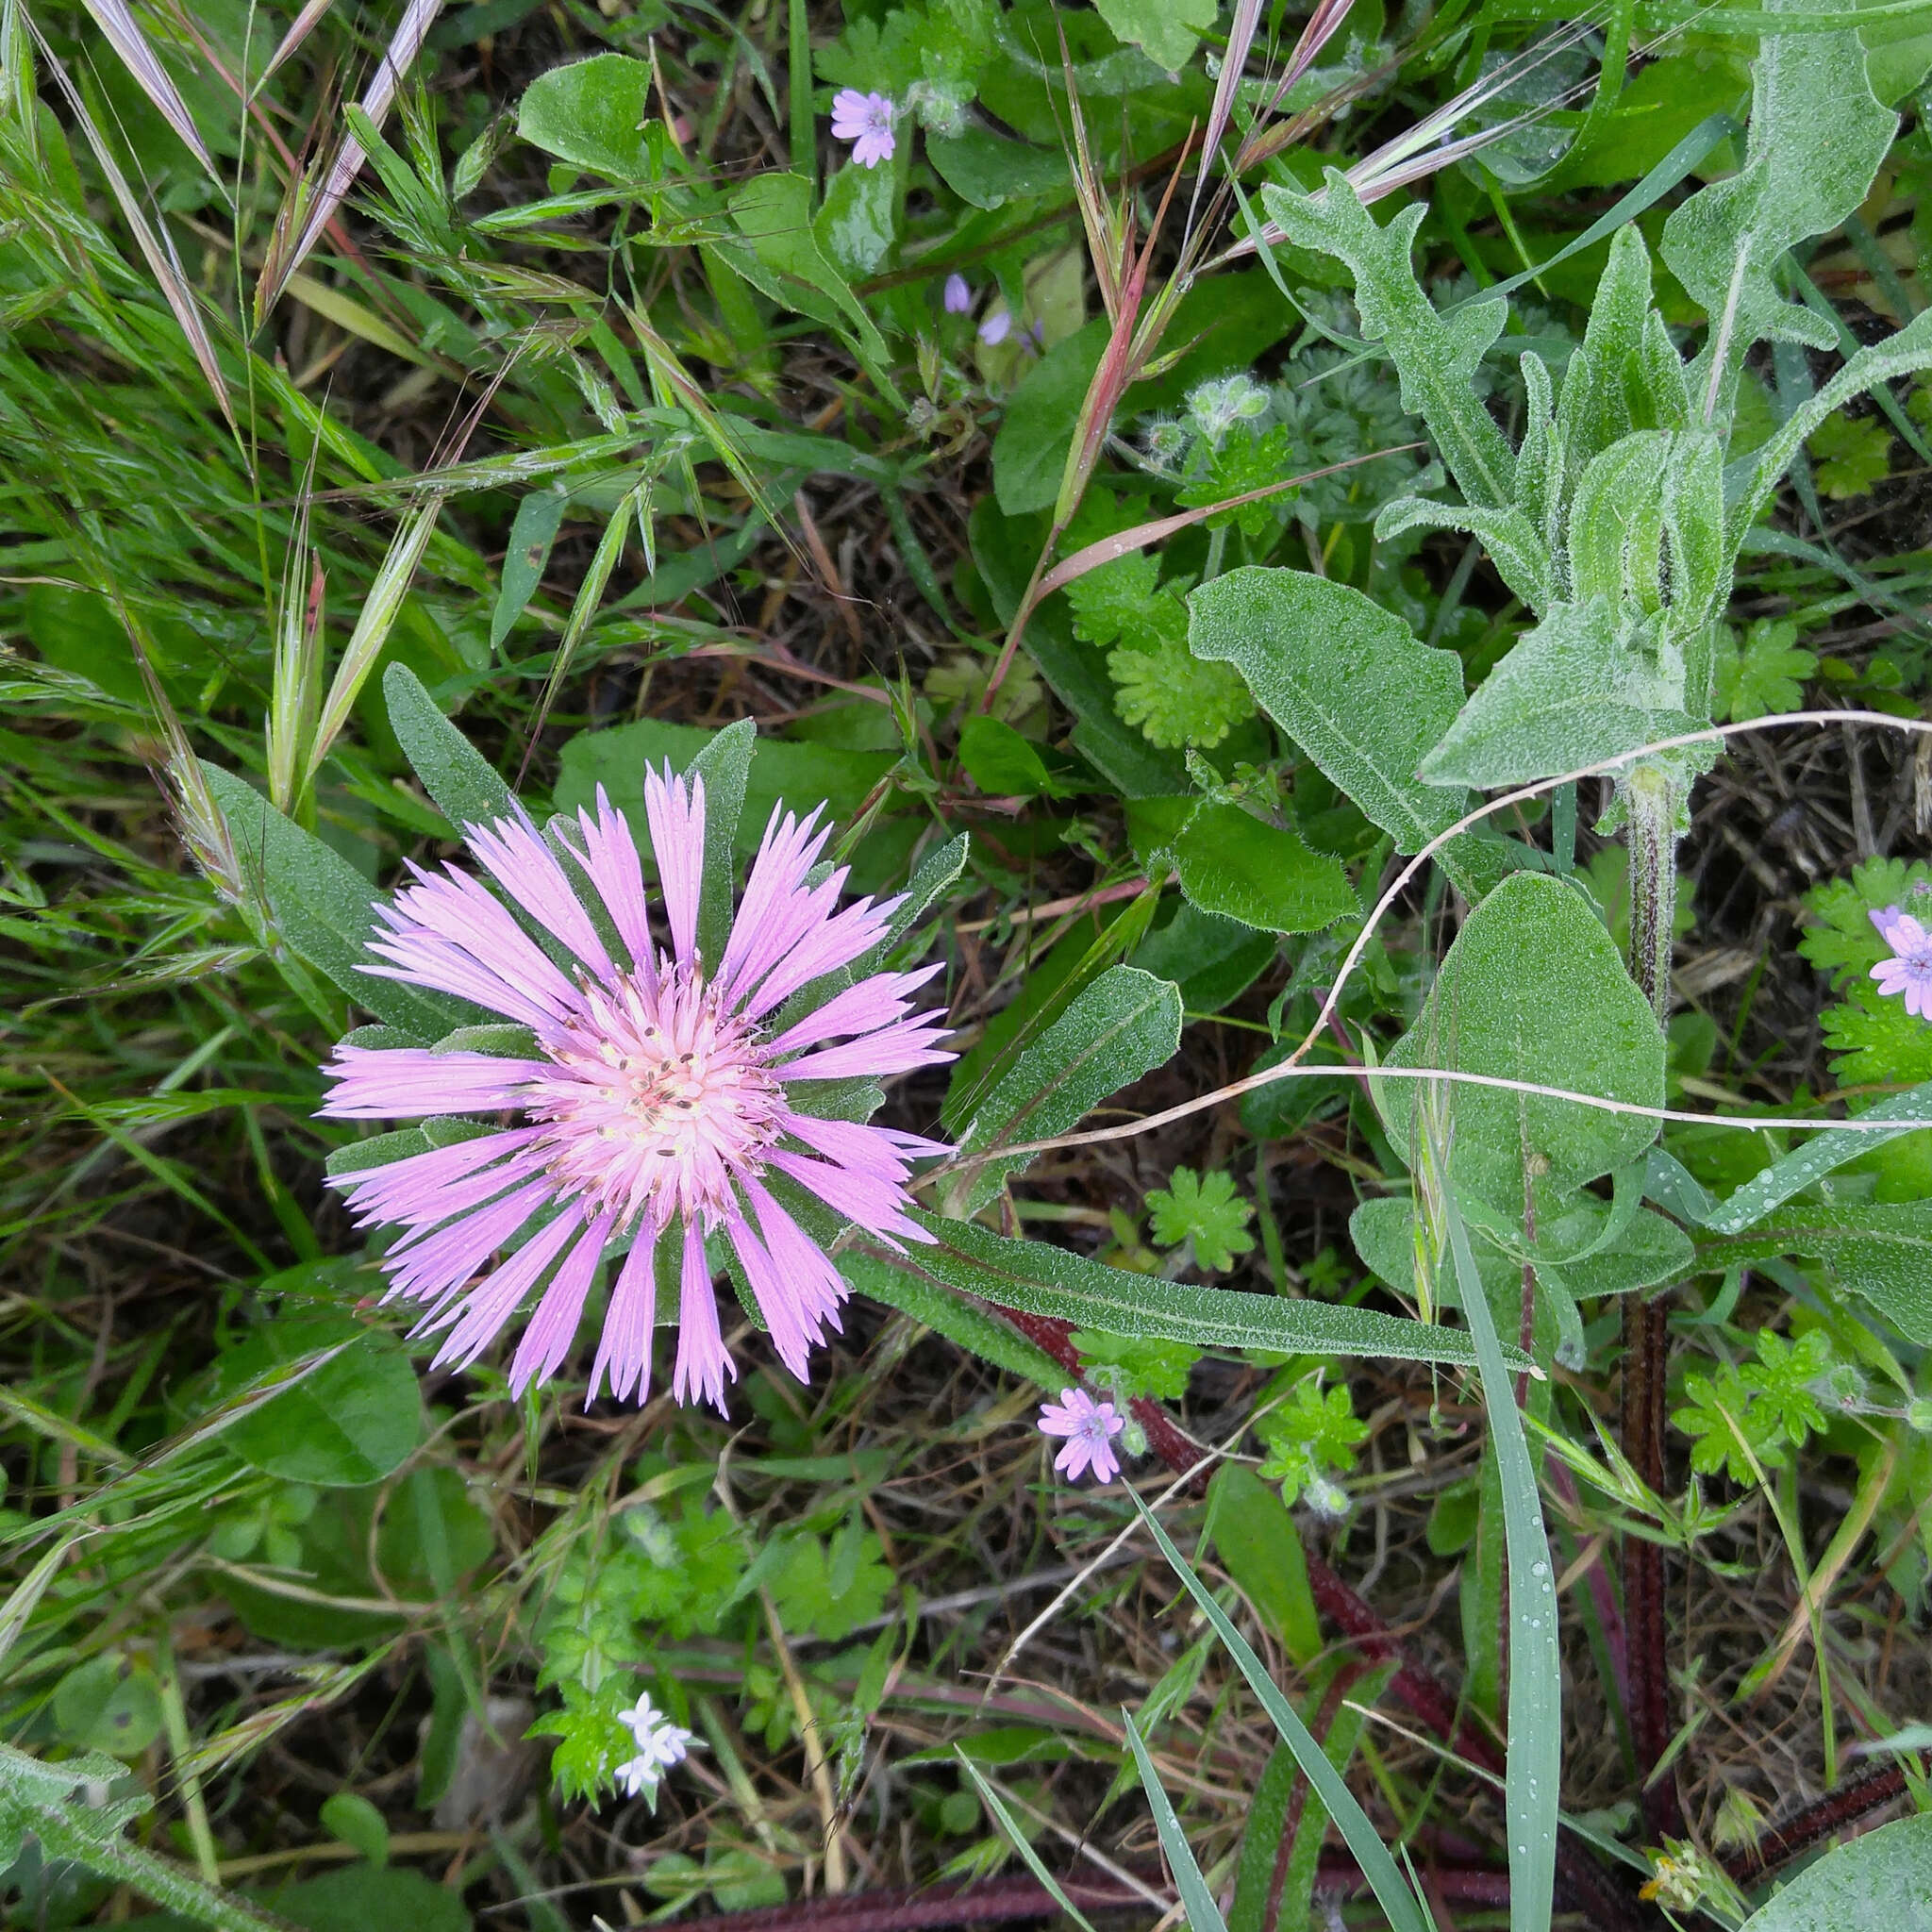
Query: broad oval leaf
1381,872,1666,1216
1735,1814,1932,1930
217,1318,423,1488
517,53,656,180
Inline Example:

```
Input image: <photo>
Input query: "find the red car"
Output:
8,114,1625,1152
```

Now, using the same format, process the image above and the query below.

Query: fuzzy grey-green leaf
899,1213,1524,1369
954,965,1181,1211
1419,597,1703,790
1735,1814,1932,1930
1188,568,1471,855
1381,872,1666,1215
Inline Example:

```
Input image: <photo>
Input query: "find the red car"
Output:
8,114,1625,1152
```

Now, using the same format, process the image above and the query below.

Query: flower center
523,964,783,1229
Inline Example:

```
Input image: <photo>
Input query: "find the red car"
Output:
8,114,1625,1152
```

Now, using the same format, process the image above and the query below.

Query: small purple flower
320,773,952,1411
943,273,972,314
1871,905,1932,1019
977,308,1012,346
613,1692,697,1799
831,89,896,169
1038,1387,1125,1485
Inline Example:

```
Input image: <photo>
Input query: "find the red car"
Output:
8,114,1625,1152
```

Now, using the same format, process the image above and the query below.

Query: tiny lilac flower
320,772,952,1411
977,308,1013,346
1037,1387,1125,1485
830,89,896,169
1871,905,1932,1019
942,273,972,314
613,1692,697,1799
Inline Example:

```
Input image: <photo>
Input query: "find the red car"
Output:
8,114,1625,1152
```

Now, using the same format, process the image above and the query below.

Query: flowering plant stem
1621,760,1690,1845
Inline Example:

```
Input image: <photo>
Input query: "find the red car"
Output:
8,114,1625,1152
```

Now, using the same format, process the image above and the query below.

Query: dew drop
1529,1559,1549,1579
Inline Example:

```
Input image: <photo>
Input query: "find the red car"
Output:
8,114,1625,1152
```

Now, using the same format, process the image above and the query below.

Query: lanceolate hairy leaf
385,664,517,830
1700,1201,1932,1341
1703,1084,1932,1234
953,965,1182,1212
882,1213,1524,1370
200,763,474,1037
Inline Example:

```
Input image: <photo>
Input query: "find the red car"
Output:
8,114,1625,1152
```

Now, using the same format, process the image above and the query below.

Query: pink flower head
320,774,952,1411
831,89,896,168
1037,1387,1125,1485
942,273,972,314
1871,905,1932,1019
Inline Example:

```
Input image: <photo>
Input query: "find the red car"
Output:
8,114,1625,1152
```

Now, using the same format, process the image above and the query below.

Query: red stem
1720,1764,1907,1889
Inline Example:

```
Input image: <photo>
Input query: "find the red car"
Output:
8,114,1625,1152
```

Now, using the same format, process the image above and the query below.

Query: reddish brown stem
1721,1764,1907,1890
655,1859,1530,1932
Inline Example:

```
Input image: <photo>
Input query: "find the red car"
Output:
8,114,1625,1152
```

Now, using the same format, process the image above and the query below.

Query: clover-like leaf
1672,1328,1835,1484
1674,1362,1777,1485
1256,1377,1369,1504
1065,551,1162,649
1739,1328,1833,1454
1722,617,1816,723
1806,411,1893,501
1146,1165,1257,1273
1108,627,1256,751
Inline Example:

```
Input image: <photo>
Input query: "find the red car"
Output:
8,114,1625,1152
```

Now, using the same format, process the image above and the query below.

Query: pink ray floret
1037,1388,1125,1486
1871,904,1932,1020
320,773,952,1409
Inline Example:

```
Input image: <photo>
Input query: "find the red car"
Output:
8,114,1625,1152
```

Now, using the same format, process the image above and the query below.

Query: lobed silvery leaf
200,762,475,1039
1725,306,1932,548
1374,496,1553,613
1258,172,1517,510
1660,0,1896,419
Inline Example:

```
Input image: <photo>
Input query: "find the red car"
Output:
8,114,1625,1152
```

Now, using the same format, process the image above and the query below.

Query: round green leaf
319,1792,389,1869
52,1654,163,1758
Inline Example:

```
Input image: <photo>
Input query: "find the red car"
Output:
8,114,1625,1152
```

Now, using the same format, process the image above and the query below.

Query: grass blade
78,0,215,174
28,21,236,433
253,0,338,93
1445,1191,1561,1932
259,0,445,311
1121,1707,1228,1932
954,1755,1102,1932
303,493,444,792
1129,1490,1432,1932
